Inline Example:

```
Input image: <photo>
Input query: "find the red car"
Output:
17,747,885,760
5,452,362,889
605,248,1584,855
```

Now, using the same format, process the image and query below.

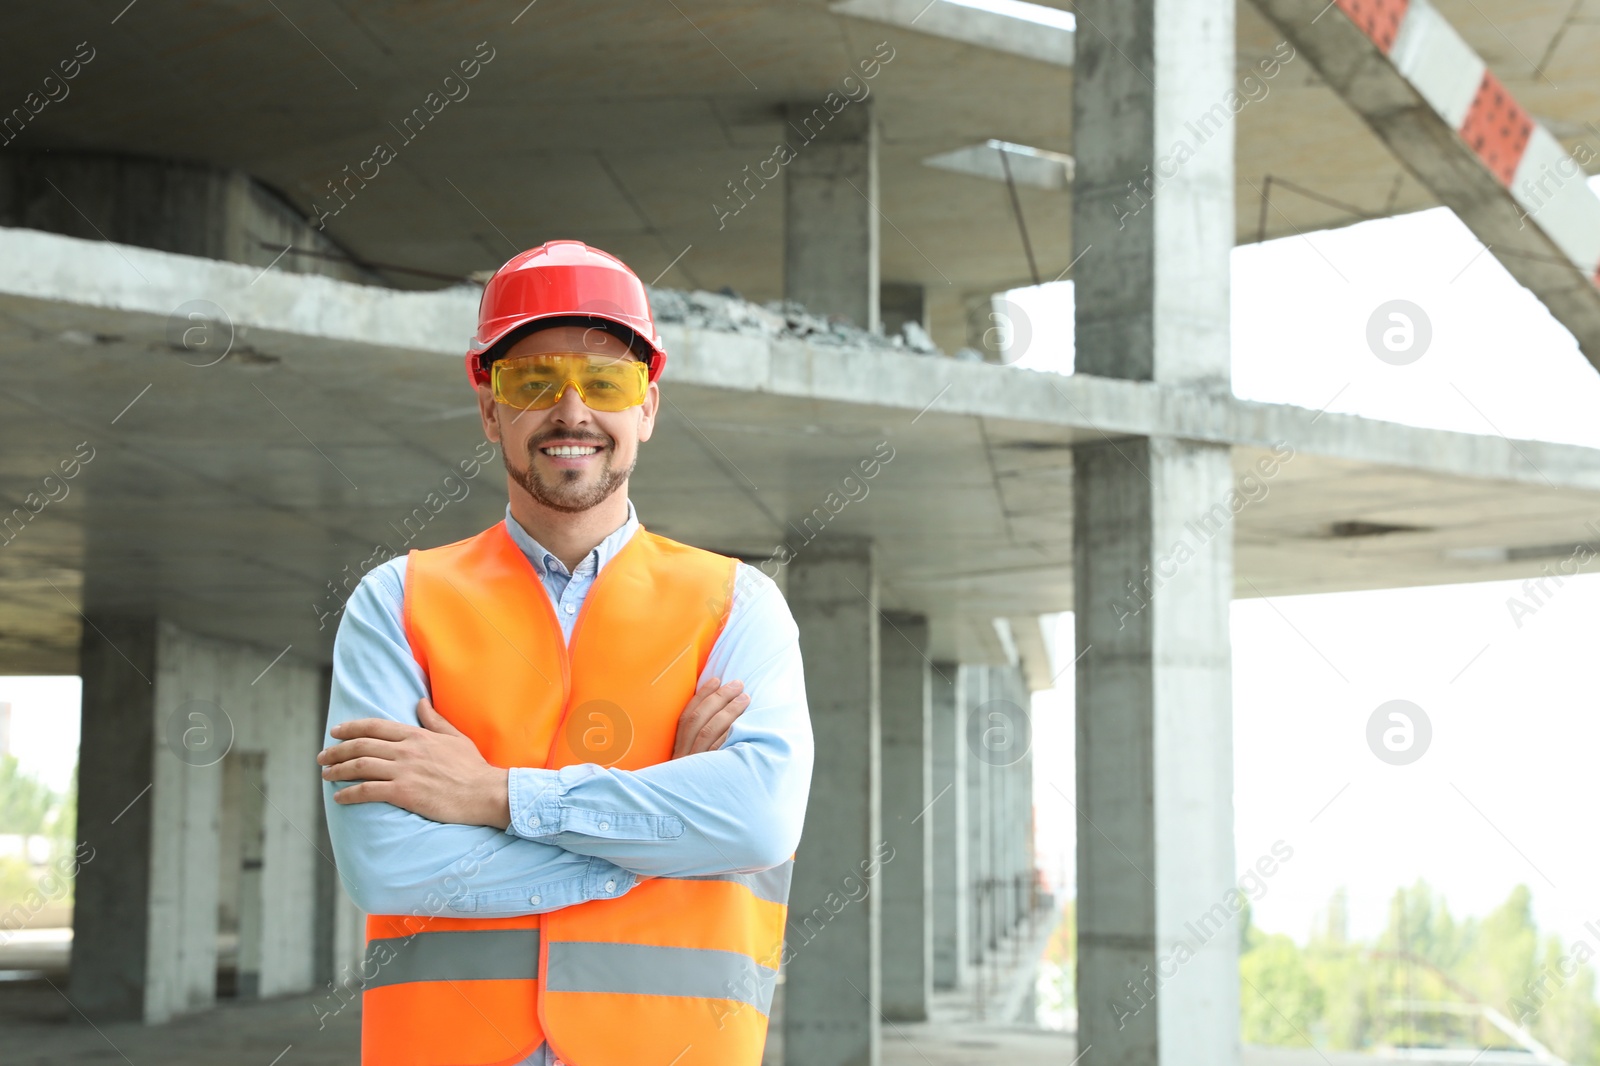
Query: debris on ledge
647,286,973,359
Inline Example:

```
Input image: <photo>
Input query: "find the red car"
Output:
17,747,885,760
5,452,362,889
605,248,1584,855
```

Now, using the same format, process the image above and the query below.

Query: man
317,240,813,1066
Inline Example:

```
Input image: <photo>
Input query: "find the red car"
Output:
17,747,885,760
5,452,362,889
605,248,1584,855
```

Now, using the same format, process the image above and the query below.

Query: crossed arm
319,557,813,919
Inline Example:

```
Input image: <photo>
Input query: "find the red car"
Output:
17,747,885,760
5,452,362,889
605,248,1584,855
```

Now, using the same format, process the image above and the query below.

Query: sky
4,187,1600,958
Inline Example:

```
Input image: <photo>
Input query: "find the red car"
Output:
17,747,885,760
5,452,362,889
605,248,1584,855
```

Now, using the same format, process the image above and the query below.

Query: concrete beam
7,225,1593,493
8,229,1600,677
1254,0,1600,371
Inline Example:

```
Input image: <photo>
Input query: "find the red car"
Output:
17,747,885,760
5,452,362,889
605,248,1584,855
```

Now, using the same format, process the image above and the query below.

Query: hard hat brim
466,311,666,386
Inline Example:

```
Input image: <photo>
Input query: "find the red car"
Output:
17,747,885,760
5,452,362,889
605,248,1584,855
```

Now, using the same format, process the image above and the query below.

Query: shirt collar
502,499,639,579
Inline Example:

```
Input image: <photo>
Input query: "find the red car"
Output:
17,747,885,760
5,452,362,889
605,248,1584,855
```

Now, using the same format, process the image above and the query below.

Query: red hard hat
465,240,667,387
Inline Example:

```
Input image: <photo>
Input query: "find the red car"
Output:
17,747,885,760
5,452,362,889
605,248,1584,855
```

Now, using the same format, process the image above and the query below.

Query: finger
687,693,750,755
318,737,403,766
690,699,747,753
417,697,466,737
673,680,743,759
710,726,732,751
331,780,396,806
686,680,744,728
321,756,399,783
329,717,416,743
683,676,719,708
678,676,721,717
674,678,724,758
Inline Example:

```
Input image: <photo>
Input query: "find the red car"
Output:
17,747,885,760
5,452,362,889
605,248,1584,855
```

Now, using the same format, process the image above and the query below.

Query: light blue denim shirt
322,497,813,917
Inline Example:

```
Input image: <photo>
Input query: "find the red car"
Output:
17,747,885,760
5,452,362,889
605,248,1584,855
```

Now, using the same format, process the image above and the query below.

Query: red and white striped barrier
1256,0,1600,363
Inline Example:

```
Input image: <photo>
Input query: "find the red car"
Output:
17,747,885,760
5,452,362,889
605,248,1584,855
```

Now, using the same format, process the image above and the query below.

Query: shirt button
529,894,541,905
564,603,575,614
597,821,609,831
604,880,616,893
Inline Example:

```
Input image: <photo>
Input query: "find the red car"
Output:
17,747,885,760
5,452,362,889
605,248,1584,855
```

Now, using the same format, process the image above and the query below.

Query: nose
549,378,593,419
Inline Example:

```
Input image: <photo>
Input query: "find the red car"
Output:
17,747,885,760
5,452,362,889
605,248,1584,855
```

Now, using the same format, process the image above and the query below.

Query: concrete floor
2,978,1499,1066
0,916,1514,1066
1,978,360,1066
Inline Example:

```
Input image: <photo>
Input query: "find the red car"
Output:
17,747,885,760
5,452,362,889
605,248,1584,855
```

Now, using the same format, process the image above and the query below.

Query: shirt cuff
505,765,569,839
505,764,684,842
447,856,636,915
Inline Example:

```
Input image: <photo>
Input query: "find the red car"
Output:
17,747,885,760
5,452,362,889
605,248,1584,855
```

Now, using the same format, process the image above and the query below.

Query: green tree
1241,933,1320,1045
1238,883,1600,1064
46,765,77,852
0,754,58,835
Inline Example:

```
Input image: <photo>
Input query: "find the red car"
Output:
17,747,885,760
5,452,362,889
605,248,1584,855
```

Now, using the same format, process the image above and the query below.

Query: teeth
544,445,600,457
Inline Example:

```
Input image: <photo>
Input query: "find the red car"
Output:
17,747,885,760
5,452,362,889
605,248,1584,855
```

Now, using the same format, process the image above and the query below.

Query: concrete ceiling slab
6,0,1593,355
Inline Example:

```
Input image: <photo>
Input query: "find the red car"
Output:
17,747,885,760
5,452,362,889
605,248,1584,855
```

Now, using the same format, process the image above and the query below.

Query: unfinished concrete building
3,1,1600,1062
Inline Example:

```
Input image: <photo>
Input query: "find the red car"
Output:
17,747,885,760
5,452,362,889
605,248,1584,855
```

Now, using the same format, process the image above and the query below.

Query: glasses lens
493,353,647,412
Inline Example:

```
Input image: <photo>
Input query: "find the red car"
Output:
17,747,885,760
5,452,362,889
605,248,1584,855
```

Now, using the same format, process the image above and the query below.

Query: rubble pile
647,286,965,358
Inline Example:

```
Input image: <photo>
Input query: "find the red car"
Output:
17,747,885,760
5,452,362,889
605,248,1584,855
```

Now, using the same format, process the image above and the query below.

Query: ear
476,382,501,443
637,381,658,444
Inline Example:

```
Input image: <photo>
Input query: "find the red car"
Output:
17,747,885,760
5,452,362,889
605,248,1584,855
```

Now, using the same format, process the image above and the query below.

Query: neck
505,482,630,573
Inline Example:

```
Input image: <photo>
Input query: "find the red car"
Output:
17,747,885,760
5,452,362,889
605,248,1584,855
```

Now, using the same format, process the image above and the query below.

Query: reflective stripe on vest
546,942,778,1013
361,522,789,1066
681,857,795,907
364,931,778,1014
362,929,541,991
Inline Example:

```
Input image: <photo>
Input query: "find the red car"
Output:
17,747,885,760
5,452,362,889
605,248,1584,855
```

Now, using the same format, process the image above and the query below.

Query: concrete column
925,287,970,356
1072,0,1233,390
1008,667,1035,928
219,751,266,997
989,670,1013,934
71,618,322,1023
1072,0,1239,1061
879,282,927,339
231,646,322,999
879,612,931,1021
312,662,371,1009
72,616,163,1023
929,660,967,990
1015,673,1036,926
964,293,1007,364
992,664,1020,930
312,665,337,985
1074,441,1236,1062
783,100,879,330
961,666,990,965
783,537,881,1066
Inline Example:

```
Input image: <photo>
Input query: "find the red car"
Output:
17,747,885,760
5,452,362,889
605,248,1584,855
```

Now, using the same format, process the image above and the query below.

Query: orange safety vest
360,521,790,1066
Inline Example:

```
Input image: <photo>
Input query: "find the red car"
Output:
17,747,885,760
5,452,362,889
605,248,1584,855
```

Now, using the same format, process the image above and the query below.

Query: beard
505,432,636,514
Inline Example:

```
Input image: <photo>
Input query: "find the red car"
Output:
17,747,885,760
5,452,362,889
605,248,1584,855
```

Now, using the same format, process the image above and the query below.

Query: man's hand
319,698,511,829
672,676,751,760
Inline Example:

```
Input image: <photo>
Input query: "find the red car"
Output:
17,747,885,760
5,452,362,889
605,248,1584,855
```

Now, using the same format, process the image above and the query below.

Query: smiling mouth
540,444,604,457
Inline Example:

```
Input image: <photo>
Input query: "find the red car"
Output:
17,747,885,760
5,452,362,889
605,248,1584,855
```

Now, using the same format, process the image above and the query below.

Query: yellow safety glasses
491,352,649,412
